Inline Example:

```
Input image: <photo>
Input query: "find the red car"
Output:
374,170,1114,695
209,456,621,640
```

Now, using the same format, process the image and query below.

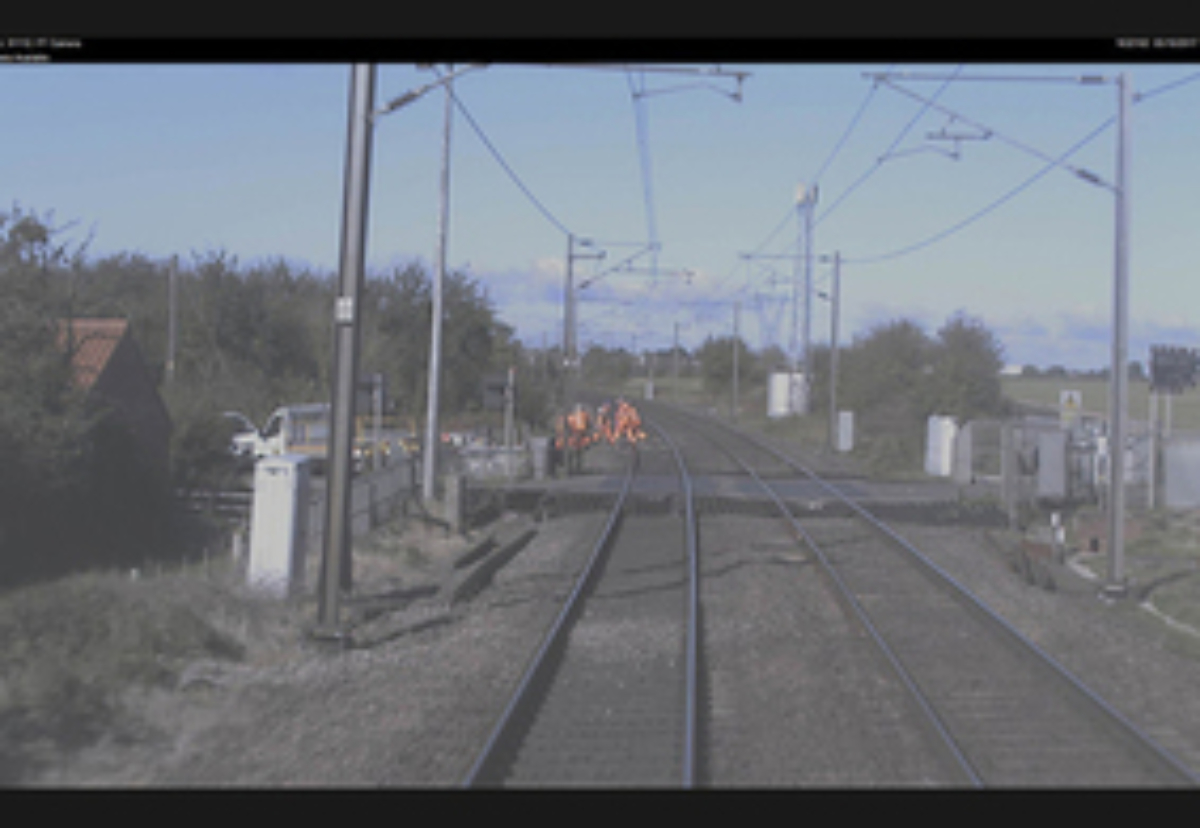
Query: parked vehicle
221,410,259,459
253,403,392,473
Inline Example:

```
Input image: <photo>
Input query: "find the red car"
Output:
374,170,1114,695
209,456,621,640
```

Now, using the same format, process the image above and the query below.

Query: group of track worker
593,398,646,447
552,398,645,476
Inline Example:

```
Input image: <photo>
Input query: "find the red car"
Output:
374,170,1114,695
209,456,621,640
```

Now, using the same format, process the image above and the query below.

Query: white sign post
1060,389,1082,431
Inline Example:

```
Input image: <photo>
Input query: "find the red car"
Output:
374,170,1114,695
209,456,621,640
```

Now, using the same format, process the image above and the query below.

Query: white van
255,403,331,464
254,403,390,473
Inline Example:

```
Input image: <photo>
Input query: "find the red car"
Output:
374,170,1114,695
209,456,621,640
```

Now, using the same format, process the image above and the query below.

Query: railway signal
1150,344,1200,394
482,374,508,411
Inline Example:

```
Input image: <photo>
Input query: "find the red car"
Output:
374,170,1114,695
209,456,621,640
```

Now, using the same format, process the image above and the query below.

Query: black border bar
3,37,1200,65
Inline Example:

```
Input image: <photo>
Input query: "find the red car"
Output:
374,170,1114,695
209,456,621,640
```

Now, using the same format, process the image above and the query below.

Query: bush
0,570,253,782
170,409,246,491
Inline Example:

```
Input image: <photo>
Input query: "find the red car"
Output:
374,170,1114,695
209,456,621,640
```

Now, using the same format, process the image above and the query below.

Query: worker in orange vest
594,400,613,446
611,398,645,446
553,411,573,476
624,401,645,444
613,398,630,446
563,404,591,474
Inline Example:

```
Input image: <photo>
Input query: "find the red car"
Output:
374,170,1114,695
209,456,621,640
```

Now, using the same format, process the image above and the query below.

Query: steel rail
460,448,638,787
664,411,982,786
644,416,702,787
672,405,1199,786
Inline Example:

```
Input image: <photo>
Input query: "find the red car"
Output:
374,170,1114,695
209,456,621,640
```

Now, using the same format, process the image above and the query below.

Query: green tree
0,206,172,583
0,208,92,506
696,335,755,403
926,311,1006,422
364,262,517,426
838,318,934,472
581,345,635,389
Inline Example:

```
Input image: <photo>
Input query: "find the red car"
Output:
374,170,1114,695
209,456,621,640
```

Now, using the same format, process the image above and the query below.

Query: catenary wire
627,70,661,279
842,67,1200,266
815,64,965,230
808,64,892,186
447,84,575,239
701,64,951,307
843,116,1115,265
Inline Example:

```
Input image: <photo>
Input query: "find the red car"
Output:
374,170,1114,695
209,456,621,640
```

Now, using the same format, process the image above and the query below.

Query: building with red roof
56,318,172,475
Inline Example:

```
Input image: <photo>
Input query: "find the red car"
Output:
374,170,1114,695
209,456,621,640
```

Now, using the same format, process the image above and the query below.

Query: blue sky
3,60,1199,370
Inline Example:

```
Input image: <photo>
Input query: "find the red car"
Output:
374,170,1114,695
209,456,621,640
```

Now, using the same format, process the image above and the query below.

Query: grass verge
0,565,304,784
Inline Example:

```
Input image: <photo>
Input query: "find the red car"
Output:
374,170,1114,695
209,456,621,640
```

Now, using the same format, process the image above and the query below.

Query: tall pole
829,251,841,450
372,373,382,472
732,301,740,422
563,234,577,405
423,68,454,503
1104,71,1132,599
789,189,802,411
803,185,817,415
317,63,375,635
504,365,515,481
673,320,680,397
1148,388,1158,510
165,254,178,385
792,183,817,415
567,235,577,371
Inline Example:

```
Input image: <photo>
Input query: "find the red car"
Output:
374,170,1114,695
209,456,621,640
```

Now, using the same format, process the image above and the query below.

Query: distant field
1000,375,1200,431
608,373,1200,433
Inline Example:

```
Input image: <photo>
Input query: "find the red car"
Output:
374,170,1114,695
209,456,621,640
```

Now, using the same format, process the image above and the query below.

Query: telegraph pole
829,251,841,450
564,234,577,376
422,68,454,504
803,184,817,414
504,365,515,481
317,63,376,637
563,234,603,403
792,183,818,415
673,320,681,397
1104,71,1133,599
732,301,740,422
165,254,178,385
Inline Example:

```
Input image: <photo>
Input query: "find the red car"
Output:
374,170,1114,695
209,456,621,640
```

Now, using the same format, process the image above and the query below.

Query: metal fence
301,457,416,557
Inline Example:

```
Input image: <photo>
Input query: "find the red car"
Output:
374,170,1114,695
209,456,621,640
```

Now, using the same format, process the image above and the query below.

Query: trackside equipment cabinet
248,454,312,596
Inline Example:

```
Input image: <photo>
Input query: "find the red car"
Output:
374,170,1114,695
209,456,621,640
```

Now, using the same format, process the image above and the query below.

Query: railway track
652,403,1197,787
461,422,702,787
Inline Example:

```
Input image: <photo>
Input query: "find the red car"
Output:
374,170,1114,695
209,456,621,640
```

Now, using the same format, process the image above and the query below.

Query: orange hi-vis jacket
566,406,591,449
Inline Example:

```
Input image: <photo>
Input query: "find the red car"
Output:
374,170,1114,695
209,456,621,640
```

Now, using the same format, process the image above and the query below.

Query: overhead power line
843,67,1200,266
815,64,964,230
808,63,892,186
1135,69,1200,102
871,74,1115,191
706,64,945,306
844,115,1115,265
447,84,574,239
627,69,660,280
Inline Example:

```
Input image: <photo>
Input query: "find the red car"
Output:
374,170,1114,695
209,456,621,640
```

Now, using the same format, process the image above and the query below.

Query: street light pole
1104,71,1133,599
317,63,376,636
422,68,454,504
